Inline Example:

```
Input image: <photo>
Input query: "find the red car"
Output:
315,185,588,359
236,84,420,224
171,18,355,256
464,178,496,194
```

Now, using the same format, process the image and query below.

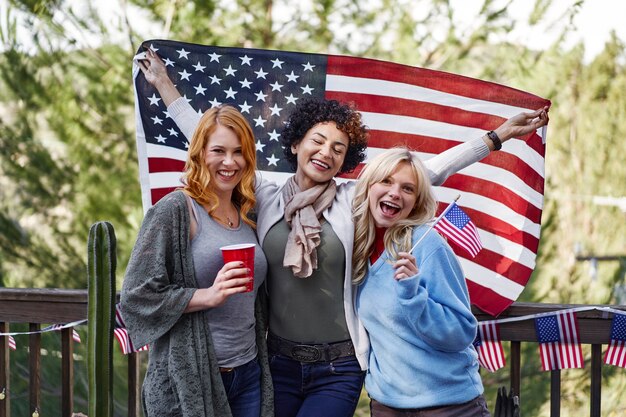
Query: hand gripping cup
220,243,255,292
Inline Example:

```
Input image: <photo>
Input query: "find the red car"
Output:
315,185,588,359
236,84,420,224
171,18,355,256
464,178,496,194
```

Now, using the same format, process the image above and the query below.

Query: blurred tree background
0,0,624,415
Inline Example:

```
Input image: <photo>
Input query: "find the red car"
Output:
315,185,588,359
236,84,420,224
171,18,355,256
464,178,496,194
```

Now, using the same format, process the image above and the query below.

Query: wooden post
0,323,9,417
590,344,602,417
550,370,560,417
510,341,521,400
128,353,141,417
29,324,41,416
61,328,74,417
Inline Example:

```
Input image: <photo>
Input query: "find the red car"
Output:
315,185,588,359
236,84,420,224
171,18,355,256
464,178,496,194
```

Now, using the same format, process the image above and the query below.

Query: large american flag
535,311,584,371
604,312,626,368
132,39,550,316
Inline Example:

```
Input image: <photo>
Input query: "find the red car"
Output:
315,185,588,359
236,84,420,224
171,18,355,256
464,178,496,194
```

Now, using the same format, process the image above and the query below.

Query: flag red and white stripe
474,321,506,372
133,40,550,316
113,328,149,355
8,335,16,350
535,311,584,371
604,312,626,368
114,304,149,354
46,324,82,343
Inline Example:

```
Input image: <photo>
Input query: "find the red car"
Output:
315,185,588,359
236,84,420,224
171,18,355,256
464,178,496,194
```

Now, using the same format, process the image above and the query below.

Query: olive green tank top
263,218,350,343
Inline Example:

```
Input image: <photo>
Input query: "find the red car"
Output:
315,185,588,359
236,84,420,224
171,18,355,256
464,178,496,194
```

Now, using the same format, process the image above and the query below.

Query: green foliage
0,2,140,288
87,221,116,417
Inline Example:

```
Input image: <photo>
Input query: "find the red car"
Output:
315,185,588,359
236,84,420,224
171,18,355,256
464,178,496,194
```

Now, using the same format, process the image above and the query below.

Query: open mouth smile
380,201,401,216
217,170,237,179
311,159,330,170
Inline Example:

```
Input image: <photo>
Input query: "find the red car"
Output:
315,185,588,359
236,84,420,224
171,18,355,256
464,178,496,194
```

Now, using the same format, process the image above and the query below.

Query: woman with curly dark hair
139,48,549,417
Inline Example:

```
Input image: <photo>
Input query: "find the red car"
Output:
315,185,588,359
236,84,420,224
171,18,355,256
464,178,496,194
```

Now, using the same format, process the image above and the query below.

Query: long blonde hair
352,148,437,284
182,105,257,227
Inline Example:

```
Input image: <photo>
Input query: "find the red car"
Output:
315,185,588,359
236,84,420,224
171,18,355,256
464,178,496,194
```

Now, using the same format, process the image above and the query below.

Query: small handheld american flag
434,202,483,257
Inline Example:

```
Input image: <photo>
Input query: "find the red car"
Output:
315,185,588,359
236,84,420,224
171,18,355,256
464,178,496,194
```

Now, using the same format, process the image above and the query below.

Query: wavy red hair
182,105,257,227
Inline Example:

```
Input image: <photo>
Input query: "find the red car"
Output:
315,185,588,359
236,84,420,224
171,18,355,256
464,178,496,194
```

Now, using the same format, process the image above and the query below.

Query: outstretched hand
494,106,550,142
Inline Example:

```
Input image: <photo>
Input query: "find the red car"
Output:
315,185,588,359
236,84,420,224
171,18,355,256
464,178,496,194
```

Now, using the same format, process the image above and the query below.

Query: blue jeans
269,354,365,417
220,358,262,417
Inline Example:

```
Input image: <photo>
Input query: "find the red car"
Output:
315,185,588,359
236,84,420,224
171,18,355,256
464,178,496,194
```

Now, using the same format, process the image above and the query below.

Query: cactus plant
87,221,116,417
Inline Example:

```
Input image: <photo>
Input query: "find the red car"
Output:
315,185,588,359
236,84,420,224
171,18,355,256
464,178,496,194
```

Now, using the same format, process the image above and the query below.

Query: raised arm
424,106,550,186
138,49,202,140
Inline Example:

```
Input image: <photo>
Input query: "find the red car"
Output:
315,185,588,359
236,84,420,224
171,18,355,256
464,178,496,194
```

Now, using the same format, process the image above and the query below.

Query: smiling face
204,124,246,200
291,122,349,190
368,162,419,228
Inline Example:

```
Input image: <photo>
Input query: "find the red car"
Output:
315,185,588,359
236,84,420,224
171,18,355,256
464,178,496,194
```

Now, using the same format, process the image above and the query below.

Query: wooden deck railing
0,289,142,417
0,288,624,416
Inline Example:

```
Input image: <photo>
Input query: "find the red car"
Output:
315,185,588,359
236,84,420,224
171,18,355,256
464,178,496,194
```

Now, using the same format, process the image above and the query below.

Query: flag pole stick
409,194,460,254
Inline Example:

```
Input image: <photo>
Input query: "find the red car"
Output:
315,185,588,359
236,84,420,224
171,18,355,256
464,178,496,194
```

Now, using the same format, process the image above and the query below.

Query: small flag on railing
44,324,82,343
434,202,483,257
115,303,126,328
114,304,149,354
473,321,506,372
113,328,149,355
8,335,16,350
604,312,626,368
535,310,584,371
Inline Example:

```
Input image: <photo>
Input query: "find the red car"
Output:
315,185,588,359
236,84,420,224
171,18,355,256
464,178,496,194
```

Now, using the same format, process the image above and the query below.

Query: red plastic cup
220,243,255,292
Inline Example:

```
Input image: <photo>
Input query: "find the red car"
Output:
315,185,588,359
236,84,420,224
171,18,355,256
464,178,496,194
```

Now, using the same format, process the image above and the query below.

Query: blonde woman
352,147,489,417
121,106,273,417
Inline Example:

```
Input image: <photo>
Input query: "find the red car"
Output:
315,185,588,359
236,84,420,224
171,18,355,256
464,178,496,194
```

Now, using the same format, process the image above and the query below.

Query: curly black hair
280,98,369,174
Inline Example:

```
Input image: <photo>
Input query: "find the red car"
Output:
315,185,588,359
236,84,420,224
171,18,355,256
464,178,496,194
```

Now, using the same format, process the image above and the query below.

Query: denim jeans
269,353,365,417
220,358,262,417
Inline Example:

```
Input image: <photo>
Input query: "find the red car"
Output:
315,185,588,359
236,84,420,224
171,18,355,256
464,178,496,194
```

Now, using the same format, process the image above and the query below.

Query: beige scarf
282,176,337,278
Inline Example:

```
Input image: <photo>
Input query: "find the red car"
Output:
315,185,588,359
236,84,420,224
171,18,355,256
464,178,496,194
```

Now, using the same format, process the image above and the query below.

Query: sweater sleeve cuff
468,136,490,159
167,97,202,140
168,97,193,118
395,273,421,301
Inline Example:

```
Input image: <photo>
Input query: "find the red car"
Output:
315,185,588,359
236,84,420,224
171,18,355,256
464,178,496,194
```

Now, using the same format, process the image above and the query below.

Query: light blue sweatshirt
356,225,483,409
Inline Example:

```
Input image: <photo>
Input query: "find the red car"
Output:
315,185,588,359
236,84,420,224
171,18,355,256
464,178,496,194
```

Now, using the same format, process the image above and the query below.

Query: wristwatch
487,130,502,151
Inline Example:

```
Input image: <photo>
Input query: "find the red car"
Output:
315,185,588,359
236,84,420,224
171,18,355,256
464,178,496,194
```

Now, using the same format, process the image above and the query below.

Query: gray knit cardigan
120,190,273,417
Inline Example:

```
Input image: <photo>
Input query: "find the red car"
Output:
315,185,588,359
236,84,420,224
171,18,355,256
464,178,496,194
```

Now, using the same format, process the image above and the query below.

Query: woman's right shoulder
146,190,187,218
